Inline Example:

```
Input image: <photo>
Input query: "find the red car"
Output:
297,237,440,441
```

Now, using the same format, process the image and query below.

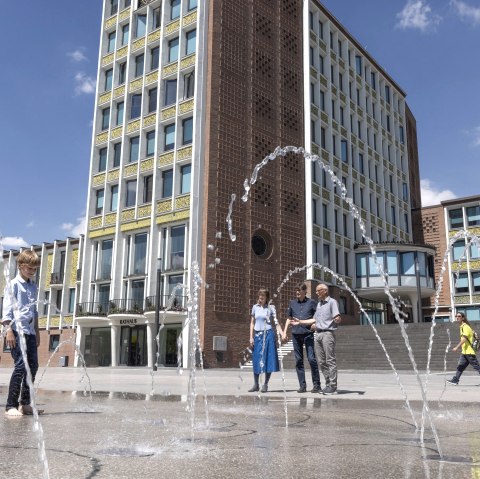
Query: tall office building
76,0,423,368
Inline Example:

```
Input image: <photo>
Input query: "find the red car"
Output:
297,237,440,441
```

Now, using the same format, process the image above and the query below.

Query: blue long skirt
252,329,279,374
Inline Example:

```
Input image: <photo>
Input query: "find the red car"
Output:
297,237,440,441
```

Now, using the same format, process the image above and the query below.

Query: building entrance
159,325,182,367
119,325,147,366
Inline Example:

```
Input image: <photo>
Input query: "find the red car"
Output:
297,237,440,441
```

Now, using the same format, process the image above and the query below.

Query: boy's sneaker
446,378,458,385
323,386,337,394
310,386,322,393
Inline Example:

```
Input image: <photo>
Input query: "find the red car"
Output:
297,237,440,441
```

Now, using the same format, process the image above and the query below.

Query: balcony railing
145,295,187,312
50,272,64,285
109,298,146,315
76,302,109,317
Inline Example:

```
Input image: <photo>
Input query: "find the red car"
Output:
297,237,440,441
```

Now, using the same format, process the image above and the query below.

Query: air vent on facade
213,336,228,351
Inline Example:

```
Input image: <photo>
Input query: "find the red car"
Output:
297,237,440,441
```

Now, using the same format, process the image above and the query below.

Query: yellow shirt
460,323,476,355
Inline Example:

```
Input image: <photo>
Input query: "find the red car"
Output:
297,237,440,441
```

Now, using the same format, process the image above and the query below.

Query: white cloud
60,215,86,238
1,236,30,250
396,0,441,31
451,0,480,25
421,179,457,206
26,221,35,228
67,48,88,62
74,72,96,95
470,126,480,146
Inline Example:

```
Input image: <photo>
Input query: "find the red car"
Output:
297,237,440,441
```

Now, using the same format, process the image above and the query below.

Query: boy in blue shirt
2,250,41,417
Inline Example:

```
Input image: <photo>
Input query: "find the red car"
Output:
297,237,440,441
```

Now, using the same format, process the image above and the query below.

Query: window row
454,271,480,294
312,241,351,278
452,240,480,261
448,206,480,230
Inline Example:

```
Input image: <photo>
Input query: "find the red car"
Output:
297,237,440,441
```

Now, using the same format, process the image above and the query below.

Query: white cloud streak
1,236,30,249
451,0,480,25
396,0,441,31
421,179,457,206
60,215,86,238
67,48,88,62
74,72,96,95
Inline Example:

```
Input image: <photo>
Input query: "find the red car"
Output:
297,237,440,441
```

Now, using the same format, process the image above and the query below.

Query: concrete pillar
111,325,120,367
146,322,155,368
74,325,83,368
407,294,419,323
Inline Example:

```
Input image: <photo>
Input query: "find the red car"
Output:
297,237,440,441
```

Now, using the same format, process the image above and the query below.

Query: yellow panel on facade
110,126,123,140
182,10,197,26
163,62,178,77
156,210,189,225
92,173,106,187
63,315,74,326
140,158,154,172
96,132,109,145
50,316,60,327
104,16,117,30
159,152,174,166
120,219,151,232
177,146,192,161
148,29,161,43
119,7,131,20
132,37,145,52
138,205,152,218
127,119,141,133
143,113,157,128
165,19,180,34
179,99,194,114
324,229,331,241
113,85,125,99
70,249,79,286
104,213,117,226
175,194,190,210
98,91,112,105
124,163,138,177
102,53,115,66
180,54,196,70
145,71,159,85
38,318,47,328
89,227,116,239
45,254,54,289
157,199,172,214
116,45,128,59
89,216,103,229
161,105,176,120
108,169,120,181
121,208,136,222
129,78,143,92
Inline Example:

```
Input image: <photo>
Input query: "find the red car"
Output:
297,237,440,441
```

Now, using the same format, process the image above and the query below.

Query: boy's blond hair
17,250,40,268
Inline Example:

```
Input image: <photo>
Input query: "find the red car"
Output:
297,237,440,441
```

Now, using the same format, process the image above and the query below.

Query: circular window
251,229,273,258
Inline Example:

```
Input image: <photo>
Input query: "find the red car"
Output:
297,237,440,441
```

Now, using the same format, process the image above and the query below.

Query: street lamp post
153,258,162,371
415,253,422,323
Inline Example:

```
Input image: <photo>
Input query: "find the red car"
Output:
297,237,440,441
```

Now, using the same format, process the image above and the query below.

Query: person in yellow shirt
447,311,480,385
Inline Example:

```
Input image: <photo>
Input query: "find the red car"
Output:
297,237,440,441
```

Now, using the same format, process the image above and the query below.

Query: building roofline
441,194,480,207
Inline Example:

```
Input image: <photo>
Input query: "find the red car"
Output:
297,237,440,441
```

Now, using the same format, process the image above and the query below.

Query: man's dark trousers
292,332,320,388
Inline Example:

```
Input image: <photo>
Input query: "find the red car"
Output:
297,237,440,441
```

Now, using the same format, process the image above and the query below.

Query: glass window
100,240,113,280
134,53,144,77
418,252,426,276
400,252,415,275
49,334,60,352
99,148,108,172
370,71,376,90
356,253,367,276
130,93,142,119
110,185,119,211
162,169,173,197
164,124,175,151
153,7,161,29
148,87,157,113
467,206,480,226
118,62,127,85
151,47,159,70
131,280,145,308
455,272,469,294
101,107,110,130
170,226,185,269
135,14,147,38
98,284,111,310
168,37,179,62
355,55,362,75
341,140,348,163
180,164,191,194
116,101,124,126
113,142,122,167
182,117,193,145
188,0,197,10
125,180,137,207
399,126,405,144
129,136,139,163
185,29,196,55
143,175,153,203
110,0,118,16
449,208,463,229
167,274,183,305
323,244,330,268
146,130,155,156
133,233,147,274
184,72,194,99
108,31,116,52
105,69,113,91
386,251,398,274
124,0,131,7
368,253,384,276
165,79,177,106
471,241,480,259
473,272,480,292
68,288,76,314
171,0,181,19
95,189,104,215
385,85,391,103
453,240,466,261
121,23,129,45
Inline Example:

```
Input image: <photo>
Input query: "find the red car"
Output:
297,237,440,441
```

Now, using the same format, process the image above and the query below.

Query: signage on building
120,319,138,325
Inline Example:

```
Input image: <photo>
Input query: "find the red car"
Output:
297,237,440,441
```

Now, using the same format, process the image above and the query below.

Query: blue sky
1,0,479,249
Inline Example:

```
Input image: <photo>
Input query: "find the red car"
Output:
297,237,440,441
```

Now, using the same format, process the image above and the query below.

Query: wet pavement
1,368,480,478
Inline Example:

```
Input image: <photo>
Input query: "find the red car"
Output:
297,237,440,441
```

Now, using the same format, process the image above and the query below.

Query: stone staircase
243,322,465,372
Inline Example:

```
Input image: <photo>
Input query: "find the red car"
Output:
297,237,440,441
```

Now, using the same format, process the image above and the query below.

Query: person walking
248,288,283,393
447,311,480,385
283,283,321,393
2,250,41,417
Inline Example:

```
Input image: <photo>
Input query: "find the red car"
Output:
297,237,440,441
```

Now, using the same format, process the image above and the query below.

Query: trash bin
59,356,69,367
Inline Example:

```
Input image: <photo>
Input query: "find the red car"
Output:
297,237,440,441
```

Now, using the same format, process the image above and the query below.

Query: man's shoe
248,385,260,392
323,386,337,394
446,378,458,385
311,386,322,393
261,384,268,393
297,386,307,393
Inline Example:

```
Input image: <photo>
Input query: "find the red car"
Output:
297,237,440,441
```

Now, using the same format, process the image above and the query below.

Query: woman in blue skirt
248,288,283,392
